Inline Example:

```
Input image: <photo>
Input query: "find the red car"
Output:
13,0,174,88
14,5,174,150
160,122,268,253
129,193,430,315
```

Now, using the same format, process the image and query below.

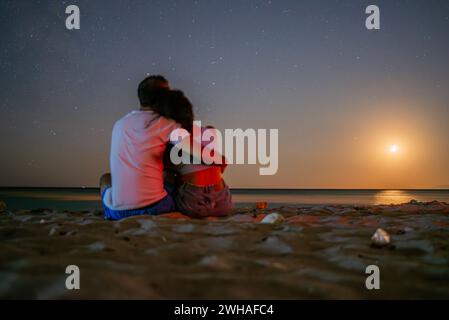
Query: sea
1,188,449,211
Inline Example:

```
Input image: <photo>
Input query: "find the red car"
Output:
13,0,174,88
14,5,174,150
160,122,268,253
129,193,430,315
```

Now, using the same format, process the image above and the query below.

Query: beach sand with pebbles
1,200,449,299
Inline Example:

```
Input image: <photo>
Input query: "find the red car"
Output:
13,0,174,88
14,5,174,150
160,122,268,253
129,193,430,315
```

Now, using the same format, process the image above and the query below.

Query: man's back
103,110,179,210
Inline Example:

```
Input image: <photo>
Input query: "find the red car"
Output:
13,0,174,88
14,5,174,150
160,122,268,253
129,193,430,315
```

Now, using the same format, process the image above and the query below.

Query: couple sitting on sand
99,75,233,220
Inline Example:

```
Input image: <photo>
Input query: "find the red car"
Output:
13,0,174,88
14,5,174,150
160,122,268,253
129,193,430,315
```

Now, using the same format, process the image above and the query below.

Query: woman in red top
153,89,233,218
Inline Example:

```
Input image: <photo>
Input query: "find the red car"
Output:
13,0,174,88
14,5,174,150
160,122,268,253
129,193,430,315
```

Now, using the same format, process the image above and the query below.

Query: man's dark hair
138,75,169,107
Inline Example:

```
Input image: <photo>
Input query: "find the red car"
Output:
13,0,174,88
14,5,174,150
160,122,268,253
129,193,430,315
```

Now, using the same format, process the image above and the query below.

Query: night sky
1,0,449,188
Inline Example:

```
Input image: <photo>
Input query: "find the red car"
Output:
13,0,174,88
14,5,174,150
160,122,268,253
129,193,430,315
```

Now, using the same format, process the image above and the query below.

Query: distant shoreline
1,188,448,211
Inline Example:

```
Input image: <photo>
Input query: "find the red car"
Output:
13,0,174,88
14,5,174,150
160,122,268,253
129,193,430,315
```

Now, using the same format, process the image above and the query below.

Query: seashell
371,228,391,246
260,212,285,224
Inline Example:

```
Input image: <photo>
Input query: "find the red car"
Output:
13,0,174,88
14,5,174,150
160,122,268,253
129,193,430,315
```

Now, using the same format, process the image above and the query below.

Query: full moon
389,145,398,153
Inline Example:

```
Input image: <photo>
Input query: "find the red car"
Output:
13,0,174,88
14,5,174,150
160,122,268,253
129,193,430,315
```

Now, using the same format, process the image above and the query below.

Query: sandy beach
1,200,449,299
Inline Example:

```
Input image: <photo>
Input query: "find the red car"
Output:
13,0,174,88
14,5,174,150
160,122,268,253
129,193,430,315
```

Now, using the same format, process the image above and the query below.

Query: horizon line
1,186,448,191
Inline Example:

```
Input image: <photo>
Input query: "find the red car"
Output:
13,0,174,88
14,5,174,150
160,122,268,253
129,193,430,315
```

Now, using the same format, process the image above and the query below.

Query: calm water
1,188,448,211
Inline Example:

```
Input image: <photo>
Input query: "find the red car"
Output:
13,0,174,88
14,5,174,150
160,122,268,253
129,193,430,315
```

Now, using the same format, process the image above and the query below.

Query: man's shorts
101,187,176,220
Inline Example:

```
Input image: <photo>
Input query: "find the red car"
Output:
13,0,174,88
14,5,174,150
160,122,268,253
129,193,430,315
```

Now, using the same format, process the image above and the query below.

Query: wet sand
1,201,449,299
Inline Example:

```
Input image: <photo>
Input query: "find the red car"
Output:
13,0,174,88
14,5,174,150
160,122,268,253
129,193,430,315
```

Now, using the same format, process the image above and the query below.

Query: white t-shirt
103,110,180,210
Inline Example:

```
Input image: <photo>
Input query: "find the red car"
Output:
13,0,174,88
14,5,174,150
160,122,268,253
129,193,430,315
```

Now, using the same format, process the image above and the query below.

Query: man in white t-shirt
99,75,180,220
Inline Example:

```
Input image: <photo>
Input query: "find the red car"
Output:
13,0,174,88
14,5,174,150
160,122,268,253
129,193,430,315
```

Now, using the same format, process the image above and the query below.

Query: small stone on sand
173,224,195,233
258,236,293,254
48,227,57,236
86,241,106,252
198,255,232,270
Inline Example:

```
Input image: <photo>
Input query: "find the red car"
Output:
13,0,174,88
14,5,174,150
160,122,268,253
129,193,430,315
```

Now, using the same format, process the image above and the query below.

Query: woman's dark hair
152,89,194,133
